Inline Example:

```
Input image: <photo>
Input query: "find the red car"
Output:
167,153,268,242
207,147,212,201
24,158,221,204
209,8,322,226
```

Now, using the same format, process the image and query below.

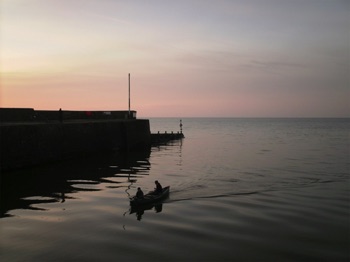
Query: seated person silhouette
136,187,144,199
154,180,163,195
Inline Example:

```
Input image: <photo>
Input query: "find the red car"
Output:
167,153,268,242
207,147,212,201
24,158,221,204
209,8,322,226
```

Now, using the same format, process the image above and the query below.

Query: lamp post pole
128,73,130,118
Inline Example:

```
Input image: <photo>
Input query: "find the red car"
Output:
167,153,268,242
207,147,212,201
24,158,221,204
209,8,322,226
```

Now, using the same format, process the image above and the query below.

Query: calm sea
1,118,349,261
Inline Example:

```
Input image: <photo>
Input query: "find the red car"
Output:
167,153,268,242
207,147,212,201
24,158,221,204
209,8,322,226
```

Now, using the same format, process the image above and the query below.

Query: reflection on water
1,150,151,218
129,203,164,221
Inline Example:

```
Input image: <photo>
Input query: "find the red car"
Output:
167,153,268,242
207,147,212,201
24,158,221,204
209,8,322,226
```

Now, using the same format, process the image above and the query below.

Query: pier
0,108,184,171
151,131,184,145
150,119,184,145
0,108,149,170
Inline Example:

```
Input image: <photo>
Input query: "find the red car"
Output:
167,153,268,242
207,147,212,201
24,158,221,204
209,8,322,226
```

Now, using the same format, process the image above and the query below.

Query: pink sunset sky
1,0,349,117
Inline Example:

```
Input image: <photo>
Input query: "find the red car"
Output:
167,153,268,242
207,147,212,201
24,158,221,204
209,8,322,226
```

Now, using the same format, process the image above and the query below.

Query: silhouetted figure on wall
59,108,63,123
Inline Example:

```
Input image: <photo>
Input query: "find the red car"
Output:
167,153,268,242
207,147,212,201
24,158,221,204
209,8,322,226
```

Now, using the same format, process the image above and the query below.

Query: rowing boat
130,186,170,206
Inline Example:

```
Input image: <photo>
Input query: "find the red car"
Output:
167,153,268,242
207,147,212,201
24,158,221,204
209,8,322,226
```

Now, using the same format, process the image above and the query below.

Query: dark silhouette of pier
150,119,184,145
0,108,147,170
151,131,184,145
0,108,184,170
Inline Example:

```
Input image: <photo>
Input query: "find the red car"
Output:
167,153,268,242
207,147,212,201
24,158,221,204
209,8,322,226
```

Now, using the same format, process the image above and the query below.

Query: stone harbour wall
0,119,150,170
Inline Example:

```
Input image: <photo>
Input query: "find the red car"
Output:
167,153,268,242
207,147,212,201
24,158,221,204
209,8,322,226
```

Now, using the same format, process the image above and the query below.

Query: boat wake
166,190,264,203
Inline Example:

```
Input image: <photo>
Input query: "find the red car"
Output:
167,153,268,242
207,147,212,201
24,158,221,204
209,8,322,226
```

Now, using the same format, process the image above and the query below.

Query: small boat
130,186,170,206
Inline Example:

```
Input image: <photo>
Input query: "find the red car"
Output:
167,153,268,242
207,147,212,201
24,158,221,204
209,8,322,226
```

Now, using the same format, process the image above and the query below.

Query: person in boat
154,180,163,195
136,187,144,199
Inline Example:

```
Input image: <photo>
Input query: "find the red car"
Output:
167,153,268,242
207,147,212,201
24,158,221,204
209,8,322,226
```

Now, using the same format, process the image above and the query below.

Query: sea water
1,118,349,261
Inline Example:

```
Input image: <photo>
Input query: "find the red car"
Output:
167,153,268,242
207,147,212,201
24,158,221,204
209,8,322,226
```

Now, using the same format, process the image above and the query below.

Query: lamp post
128,73,130,118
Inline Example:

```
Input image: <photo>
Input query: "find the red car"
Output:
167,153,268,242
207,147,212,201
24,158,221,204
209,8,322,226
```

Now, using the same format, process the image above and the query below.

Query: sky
1,0,349,117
